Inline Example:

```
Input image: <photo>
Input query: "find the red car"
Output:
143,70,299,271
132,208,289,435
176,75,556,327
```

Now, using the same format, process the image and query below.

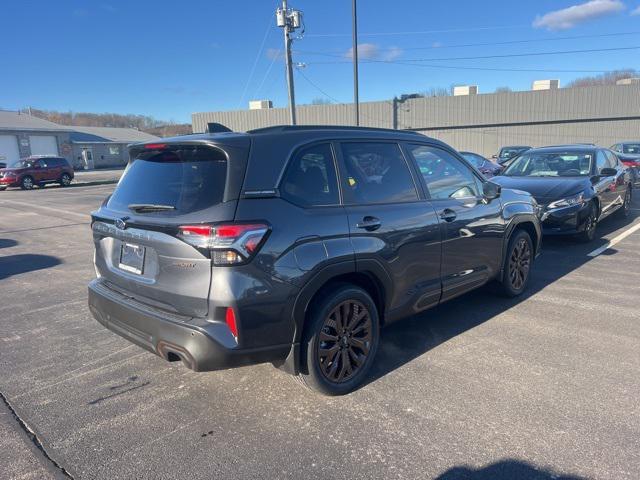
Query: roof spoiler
206,122,233,133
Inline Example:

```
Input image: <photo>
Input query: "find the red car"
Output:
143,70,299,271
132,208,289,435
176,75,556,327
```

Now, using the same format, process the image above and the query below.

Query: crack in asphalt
0,390,74,479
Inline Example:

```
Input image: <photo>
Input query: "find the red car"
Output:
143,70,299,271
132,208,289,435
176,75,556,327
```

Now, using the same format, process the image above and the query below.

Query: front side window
280,143,339,207
504,151,593,177
408,144,480,200
37,159,48,168
595,150,608,172
339,142,418,204
604,150,618,167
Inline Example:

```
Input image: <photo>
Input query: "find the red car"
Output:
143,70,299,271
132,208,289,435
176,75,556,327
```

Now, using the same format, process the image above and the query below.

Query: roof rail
247,125,422,135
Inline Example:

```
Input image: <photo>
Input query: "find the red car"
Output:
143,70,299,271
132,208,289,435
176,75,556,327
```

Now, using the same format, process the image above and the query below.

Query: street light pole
352,0,359,126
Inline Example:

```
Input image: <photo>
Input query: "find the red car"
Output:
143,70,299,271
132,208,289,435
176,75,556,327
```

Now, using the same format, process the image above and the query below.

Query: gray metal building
69,126,159,169
192,83,640,157
0,110,72,165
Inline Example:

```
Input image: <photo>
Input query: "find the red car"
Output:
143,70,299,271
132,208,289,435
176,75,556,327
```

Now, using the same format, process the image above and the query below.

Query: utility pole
277,1,303,125
352,0,359,126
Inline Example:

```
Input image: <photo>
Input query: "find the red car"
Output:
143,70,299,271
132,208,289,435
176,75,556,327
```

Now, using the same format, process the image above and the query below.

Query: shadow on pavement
366,198,639,387
0,254,62,280
0,238,18,249
436,459,585,480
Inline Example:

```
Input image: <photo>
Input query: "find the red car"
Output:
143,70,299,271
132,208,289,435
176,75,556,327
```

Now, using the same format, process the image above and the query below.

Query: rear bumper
88,279,290,371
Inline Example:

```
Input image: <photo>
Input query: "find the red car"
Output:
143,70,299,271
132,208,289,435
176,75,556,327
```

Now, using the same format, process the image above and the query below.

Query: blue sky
1,0,639,123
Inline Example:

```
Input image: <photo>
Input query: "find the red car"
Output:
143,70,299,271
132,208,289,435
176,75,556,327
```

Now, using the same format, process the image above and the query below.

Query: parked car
459,151,503,177
492,145,632,242
0,156,74,190
88,126,541,395
610,141,640,184
494,145,531,165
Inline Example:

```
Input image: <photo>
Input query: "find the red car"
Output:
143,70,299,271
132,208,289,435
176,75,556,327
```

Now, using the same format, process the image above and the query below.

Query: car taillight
177,223,269,265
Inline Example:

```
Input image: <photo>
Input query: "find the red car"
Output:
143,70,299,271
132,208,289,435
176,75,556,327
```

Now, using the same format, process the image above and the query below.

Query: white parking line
587,221,640,257
0,199,90,220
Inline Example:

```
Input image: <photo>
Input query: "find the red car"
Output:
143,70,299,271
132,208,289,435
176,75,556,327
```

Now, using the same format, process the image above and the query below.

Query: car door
405,143,505,302
34,159,49,183
335,140,442,321
47,158,63,181
604,149,628,210
594,149,618,216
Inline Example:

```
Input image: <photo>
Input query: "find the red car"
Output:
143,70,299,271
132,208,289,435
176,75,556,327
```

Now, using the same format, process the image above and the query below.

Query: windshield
461,153,484,168
499,147,528,159
622,143,640,154
10,160,33,168
107,145,228,215
502,151,593,177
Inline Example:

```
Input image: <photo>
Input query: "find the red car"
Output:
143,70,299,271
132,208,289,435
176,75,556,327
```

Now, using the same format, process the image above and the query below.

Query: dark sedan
494,145,531,165
492,146,632,242
460,151,503,177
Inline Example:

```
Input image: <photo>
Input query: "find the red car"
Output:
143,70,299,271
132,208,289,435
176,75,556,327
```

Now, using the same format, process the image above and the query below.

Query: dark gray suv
88,126,541,395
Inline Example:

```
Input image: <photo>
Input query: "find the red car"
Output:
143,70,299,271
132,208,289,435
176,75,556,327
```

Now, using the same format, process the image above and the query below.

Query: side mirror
599,167,617,177
491,154,498,159
483,181,501,201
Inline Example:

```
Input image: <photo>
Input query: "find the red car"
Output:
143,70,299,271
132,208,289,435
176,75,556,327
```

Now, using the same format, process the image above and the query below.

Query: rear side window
281,143,339,207
107,145,227,214
339,142,418,204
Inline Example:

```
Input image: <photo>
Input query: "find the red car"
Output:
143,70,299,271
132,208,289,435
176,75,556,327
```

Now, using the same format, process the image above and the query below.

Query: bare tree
566,69,639,88
311,97,332,105
494,86,512,93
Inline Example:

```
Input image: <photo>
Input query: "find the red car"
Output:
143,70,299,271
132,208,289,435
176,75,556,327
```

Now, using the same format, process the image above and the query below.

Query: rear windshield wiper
128,203,176,213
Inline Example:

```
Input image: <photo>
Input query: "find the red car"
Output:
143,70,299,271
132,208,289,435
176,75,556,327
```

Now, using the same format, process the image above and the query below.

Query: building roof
0,110,71,132
69,126,160,144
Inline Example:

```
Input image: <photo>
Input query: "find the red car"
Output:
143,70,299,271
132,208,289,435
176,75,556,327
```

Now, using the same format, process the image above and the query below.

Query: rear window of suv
107,145,227,214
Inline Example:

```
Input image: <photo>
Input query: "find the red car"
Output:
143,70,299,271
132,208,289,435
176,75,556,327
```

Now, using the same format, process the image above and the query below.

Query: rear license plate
119,243,146,275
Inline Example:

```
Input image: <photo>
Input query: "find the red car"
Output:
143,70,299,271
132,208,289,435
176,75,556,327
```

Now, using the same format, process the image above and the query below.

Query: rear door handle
439,208,457,222
356,216,381,231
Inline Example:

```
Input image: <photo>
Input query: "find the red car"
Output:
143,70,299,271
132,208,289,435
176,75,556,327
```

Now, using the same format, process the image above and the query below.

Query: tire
59,173,72,187
20,176,34,190
616,186,631,218
298,284,380,395
577,202,597,243
498,229,533,298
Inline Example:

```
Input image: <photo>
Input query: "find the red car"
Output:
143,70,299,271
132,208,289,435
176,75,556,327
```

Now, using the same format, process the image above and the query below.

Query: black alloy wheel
497,229,533,297
578,203,597,242
509,237,531,292
317,299,373,383
618,187,631,217
299,285,380,395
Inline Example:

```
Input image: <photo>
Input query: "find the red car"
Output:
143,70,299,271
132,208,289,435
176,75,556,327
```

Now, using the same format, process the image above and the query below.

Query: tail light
177,223,269,265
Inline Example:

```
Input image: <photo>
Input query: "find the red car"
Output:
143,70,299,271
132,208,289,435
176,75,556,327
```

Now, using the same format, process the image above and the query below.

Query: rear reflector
225,307,238,339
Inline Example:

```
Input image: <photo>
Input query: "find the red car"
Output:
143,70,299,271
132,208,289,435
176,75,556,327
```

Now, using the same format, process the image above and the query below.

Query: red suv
0,156,74,190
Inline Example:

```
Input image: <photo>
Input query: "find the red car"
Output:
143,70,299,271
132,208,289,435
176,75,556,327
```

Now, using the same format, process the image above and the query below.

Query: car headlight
547,193,585,210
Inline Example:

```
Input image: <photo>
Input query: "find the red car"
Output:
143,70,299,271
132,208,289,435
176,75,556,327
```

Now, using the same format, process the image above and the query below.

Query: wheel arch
278,261,390,375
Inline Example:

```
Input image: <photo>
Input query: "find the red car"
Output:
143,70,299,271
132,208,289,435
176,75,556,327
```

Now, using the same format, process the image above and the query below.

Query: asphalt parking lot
1,182,639,480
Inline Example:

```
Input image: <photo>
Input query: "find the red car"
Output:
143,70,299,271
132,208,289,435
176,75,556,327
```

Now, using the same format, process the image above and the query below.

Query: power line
298,45,640,64
254,49,281,97
295,67,342,103
304,31,640,53
306,24,529,38
237,14,275,109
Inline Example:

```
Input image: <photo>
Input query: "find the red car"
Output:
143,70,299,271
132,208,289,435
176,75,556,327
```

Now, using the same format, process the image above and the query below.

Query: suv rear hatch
92,138,249,318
